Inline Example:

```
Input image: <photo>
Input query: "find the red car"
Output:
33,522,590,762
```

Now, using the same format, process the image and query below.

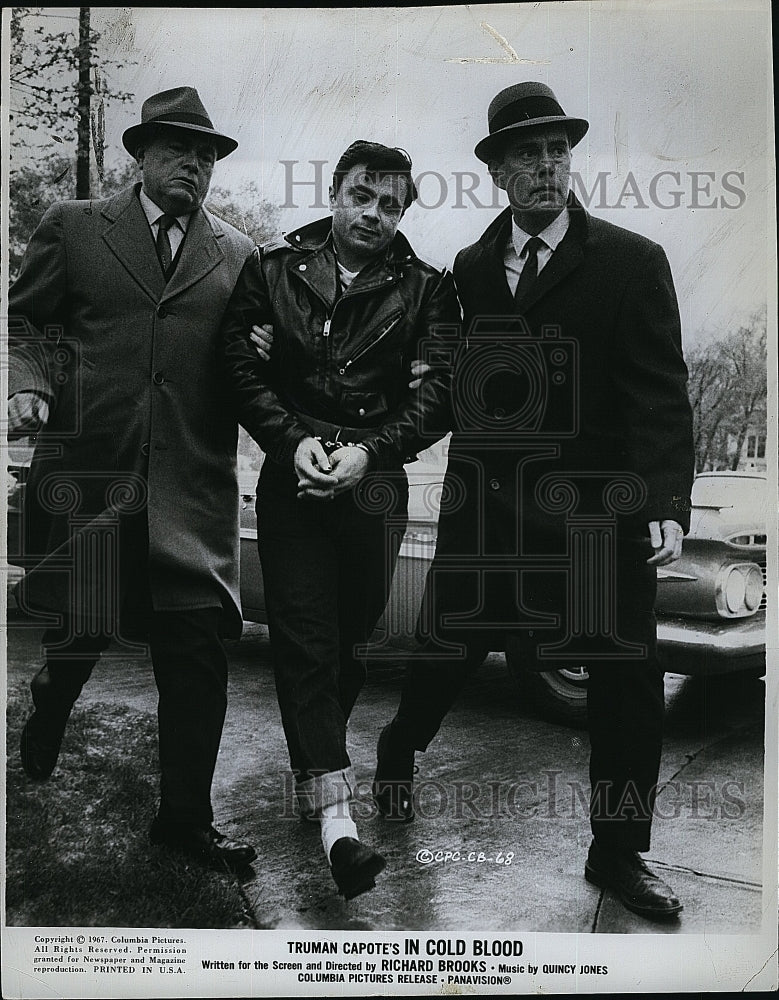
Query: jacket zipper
307,267,402,363
338,314,402,375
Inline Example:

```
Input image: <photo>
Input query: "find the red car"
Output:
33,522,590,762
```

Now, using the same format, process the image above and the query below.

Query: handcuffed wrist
353,442,373,467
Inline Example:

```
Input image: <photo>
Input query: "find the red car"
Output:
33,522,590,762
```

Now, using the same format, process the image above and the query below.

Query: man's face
489,126,571,219
329,164,409,268
137,129,217,215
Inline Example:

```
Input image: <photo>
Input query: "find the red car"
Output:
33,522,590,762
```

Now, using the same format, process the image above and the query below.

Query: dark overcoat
8,184,254,637
421,193,695,648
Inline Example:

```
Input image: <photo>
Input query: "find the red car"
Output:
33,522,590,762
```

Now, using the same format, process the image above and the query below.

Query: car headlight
743,565,764,611
716,563,764,618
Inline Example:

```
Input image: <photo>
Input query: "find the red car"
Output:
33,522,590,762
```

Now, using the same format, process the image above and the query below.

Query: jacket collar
282,216,418,311
101,183,226,304
470,191,588,313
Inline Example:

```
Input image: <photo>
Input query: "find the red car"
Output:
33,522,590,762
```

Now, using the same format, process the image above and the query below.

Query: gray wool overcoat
8,183,254,637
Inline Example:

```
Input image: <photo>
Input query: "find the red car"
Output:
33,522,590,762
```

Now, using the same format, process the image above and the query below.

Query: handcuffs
314,432,371,459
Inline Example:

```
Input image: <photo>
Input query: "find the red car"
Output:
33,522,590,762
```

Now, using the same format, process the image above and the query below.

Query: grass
5,683,255,928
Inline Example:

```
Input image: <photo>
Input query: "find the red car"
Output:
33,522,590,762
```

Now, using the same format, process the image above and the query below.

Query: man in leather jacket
221,141,459,899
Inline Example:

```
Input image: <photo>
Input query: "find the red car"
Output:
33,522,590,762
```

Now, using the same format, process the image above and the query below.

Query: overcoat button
153,371,165,385
489,478,500,490
157,306,167,318
141,443,150,456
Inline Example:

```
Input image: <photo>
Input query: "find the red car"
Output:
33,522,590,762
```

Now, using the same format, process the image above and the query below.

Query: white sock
320,802,358,861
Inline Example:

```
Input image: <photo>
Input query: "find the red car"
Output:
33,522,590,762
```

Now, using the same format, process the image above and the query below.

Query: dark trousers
257,459,408,782
390,642,663,852
33,609,228,828
391,545,665,852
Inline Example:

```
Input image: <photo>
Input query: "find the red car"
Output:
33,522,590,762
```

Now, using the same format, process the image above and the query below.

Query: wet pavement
5,615,766,934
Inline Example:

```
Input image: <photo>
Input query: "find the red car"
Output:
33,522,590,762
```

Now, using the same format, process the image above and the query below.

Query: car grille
760,560,767,611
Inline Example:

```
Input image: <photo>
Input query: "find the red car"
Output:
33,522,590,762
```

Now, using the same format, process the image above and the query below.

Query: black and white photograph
2,3,777,997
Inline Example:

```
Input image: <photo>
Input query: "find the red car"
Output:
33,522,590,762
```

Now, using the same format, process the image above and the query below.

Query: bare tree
9,7,134,196
687,307,767,472
76,7,91,199
720,310,768,470
687,343,726,471
206,182,281,245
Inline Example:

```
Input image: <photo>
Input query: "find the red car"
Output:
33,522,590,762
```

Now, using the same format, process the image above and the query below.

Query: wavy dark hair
332,140,418,210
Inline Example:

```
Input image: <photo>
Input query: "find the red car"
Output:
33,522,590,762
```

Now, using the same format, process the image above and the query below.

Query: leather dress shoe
19,711,68,780
329,837,386,900
585,841,683,920
149,820,257,871
372,724,415,823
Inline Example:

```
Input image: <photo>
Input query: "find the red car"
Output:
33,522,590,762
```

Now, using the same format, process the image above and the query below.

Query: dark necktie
513,236,544,308
155,213,176,278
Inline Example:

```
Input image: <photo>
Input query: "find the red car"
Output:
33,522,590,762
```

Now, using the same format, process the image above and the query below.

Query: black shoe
585,841,683,921
19,710,68,780
372,724,415,823
149,819,257,871
329,837,386,900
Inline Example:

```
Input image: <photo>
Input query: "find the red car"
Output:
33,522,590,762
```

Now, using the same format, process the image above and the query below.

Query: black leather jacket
221,216,460,469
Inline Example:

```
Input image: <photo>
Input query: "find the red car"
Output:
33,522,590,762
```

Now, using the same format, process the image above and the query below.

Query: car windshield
691,475,766,509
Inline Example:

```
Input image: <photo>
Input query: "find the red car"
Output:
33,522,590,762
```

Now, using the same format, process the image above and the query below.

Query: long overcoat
421,193,695,650
8,184,254,637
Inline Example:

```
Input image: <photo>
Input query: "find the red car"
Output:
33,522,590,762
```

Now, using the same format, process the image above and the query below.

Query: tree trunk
730,419,751,471
76,8,91,200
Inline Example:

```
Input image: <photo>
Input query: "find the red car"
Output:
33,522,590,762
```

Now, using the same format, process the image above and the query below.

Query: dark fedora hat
122,86,238,160
474,82,588,163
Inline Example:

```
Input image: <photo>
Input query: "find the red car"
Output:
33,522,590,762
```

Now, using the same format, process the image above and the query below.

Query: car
240,465,767,725
513,471,767,723
653,470,767,678
4,443,33,598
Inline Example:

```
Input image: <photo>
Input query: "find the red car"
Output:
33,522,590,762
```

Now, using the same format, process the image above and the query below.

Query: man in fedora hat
7,86,257,870
374,82,695,921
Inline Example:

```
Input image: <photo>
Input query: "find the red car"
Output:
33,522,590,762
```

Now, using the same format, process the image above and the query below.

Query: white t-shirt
337,260,360,291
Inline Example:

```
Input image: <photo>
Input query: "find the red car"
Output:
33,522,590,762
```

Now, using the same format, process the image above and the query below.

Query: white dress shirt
503,207,570,295
139,187,190,260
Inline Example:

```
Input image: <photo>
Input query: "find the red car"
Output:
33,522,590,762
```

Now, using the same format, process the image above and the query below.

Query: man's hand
294,436,335,499
250,323,274,362
408,359,432,390
647,519,683,566
327,446,370,494
7,391,49,436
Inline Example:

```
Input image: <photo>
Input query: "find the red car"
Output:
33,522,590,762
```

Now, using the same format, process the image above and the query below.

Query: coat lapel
101,186,166,303
289,245,339,312
463,210,516,317
161,208,225,303
481,244,516,315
